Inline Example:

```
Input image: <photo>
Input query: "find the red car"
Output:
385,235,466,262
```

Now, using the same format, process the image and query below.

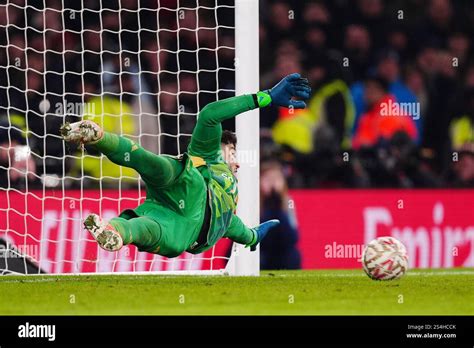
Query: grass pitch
0,268,472,315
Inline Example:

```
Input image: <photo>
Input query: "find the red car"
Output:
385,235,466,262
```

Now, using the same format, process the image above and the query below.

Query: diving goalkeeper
60,73,311,258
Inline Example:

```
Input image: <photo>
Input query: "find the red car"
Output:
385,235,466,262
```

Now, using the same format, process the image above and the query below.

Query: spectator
404,66,429,123
266,1,296,46
421,50,460,173
351,50,423,141
450,87,474,149
447,31,471,70
385,25,411,63
353,0,388,49
353,76,417,149
260,160,301,270
450,143,474,187
414,0,454,49
342,24,372,82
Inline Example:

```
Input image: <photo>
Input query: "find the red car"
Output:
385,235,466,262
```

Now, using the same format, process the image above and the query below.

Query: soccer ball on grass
362,236,408,280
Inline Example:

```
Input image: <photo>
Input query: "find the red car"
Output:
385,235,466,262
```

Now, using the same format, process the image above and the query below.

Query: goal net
0,0,259,275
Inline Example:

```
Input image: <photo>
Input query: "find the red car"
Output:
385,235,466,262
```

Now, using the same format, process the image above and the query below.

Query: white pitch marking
0,270,473,283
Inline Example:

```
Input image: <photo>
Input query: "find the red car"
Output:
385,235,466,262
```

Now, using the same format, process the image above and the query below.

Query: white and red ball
362,237,408,280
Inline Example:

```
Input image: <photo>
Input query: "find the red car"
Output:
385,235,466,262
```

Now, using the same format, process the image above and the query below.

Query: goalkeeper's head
221,130,239,174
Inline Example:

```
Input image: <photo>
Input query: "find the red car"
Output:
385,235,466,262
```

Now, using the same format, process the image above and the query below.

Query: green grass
0,269,472,315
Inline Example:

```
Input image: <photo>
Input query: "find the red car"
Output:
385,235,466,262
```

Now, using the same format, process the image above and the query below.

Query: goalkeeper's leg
83,214,161,253
84,212,196,257
108,216,162,253
60,120,183,187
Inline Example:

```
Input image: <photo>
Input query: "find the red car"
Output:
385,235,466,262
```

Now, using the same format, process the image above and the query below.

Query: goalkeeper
60,73,311,257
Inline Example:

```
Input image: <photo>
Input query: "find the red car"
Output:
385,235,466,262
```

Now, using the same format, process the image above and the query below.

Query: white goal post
226,0,260,276
0,0,260,276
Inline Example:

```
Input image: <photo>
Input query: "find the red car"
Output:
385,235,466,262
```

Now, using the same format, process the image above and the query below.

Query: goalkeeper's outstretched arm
188,73,311,160
188,73,311,250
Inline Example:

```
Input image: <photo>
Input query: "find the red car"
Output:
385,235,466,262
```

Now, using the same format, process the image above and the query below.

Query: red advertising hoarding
0,190,231,273
0,189,473,272
291,190,474,269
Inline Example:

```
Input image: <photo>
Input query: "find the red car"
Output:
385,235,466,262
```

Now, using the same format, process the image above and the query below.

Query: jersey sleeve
187,94,257,162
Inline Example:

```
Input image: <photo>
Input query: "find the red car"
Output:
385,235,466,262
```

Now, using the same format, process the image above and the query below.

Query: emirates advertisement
0,189,473,273
291,190,474,269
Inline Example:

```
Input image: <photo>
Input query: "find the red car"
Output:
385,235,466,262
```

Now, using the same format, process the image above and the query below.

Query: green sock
109,217,162,252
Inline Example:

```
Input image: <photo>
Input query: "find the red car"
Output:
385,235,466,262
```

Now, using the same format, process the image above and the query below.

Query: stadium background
0,0,473,272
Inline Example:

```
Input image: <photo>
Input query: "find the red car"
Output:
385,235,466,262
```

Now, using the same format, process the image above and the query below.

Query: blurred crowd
260,0,474,189
0,0,234,189
0,0,473,192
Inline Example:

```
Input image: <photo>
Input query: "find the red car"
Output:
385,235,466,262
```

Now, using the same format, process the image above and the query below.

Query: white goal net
0,0,259,275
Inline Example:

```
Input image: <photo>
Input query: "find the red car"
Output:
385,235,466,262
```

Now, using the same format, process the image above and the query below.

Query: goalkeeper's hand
261,73,311,109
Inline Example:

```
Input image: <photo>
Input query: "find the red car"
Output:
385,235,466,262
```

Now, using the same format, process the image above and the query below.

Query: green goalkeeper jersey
189,158,238,251
184,94,257,253
109,94,258,257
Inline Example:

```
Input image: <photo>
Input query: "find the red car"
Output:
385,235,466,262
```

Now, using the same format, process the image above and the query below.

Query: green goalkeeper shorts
118,154,208,257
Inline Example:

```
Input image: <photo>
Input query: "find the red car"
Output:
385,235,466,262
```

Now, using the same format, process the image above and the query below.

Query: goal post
0,1,260,276
226,0,260,276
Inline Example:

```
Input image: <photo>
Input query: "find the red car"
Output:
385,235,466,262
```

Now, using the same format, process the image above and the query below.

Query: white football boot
83,214,123,252
60,120,103,144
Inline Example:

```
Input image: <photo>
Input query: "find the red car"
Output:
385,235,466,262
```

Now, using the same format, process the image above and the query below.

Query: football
362,237,409,280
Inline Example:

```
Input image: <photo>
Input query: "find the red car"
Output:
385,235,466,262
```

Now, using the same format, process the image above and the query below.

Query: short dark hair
221,130,237,147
